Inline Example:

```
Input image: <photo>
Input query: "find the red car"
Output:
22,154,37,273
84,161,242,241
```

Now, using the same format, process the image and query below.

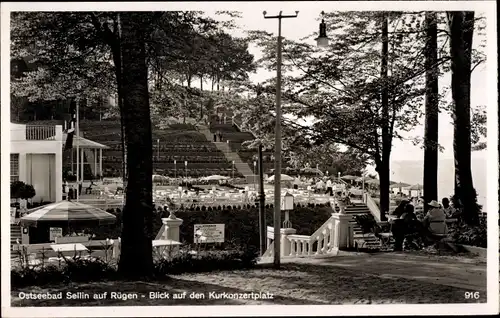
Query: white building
10,122,63,203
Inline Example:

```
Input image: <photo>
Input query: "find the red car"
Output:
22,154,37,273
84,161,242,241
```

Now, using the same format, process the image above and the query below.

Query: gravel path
11,252,486,306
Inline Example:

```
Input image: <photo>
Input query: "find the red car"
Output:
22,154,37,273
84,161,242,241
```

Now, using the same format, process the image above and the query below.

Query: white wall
10,123,63,202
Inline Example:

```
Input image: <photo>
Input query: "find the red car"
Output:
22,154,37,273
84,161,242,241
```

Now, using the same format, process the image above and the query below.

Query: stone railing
262,242,274,258
26,125,57,140
363,192,382,222
287,234,313,256
264,213,354,258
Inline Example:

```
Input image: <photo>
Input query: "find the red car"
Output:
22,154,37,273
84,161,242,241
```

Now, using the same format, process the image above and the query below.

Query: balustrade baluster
321,229,327,253
328,223,334,251
290,239,296,256
316,234,323,255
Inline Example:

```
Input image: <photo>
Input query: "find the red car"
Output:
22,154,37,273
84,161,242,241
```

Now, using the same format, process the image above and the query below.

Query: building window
10,154,19,183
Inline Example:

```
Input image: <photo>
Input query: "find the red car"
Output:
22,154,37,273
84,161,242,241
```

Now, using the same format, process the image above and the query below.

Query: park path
260,252,487,293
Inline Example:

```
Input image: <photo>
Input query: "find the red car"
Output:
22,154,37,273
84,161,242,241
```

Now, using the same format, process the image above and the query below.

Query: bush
88,205,335,250
11,256,118,288
448,217,487,248
11,181,36,201
153,246,259,276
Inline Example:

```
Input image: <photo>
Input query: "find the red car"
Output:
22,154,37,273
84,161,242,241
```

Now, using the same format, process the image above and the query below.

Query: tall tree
118,12,154,277
423,11,439,212
447,11,479,225
378,13,390,220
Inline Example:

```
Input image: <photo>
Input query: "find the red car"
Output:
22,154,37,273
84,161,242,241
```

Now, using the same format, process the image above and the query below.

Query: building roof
62,134,109,149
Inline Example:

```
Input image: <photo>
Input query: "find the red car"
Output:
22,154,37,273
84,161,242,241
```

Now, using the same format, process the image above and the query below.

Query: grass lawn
11,262,485,306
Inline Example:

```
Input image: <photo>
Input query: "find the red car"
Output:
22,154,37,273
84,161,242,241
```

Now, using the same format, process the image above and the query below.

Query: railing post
280,228,296,257
330,213,353,255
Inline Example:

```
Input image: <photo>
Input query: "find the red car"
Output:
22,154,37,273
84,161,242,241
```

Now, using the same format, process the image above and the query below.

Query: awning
62,134,109,149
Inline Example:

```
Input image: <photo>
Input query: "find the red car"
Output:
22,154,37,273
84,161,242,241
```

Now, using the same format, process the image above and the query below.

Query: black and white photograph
1,1,498,316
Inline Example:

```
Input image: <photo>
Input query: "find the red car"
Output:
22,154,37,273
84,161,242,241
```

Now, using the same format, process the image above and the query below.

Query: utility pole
263,10,299,269
258,143,266,256
75,98,80,202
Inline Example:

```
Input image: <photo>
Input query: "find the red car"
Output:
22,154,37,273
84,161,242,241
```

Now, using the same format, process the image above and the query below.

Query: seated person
442,197,459,218
391,199,409,217
391,204,420,251
422,200,448,238
85,181,96,194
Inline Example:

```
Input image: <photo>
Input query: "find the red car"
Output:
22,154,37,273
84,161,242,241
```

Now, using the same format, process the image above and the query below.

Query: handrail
309,215,335,241
335,178,350,187
262,241,274,257
363,192,381,223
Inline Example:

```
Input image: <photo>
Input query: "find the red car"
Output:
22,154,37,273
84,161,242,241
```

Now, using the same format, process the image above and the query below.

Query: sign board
49,227,63,241
193,224,224,243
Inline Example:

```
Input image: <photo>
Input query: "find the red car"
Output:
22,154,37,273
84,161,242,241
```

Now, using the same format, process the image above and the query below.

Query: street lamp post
264,10,299,269
184,161,187,180
315,11,330,48
232,160,235,179
174,160,177,178
157,139,160,162
253,161,257,190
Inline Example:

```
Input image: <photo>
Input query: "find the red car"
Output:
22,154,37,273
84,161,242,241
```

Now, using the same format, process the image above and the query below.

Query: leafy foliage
10,181,36,200
448,218,487,248
11,245,259,288
153,247,259,276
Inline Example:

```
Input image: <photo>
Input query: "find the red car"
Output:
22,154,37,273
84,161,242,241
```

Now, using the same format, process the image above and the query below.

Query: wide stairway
197,124,255,179
79,120,236,178
11,224,22,258
332,203,382,248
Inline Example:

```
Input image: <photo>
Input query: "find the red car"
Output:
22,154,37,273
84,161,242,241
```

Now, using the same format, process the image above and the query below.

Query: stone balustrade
264,212,354,258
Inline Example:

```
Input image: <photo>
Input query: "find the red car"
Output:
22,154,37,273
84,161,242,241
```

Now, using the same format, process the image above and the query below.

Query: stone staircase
332,203,383,248
11,224,22,258
197,124,255,178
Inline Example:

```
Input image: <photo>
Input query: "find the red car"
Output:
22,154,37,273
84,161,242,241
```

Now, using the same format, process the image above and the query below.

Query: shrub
153,246,259,276
448,218,487,248
11,256,118,288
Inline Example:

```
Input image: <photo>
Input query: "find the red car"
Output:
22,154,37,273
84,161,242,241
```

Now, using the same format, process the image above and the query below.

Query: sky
209,7,491,205
216,9,489,162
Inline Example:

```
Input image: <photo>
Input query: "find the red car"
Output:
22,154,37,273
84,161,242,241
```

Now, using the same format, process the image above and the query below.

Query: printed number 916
464,292,480,299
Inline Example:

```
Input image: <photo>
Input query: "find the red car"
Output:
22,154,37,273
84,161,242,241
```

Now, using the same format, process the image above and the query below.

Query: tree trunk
423,11,439,212
200,75,204,119
379,13,390,220
118,12,154,278
377,158,391,220
447,11,478,225
110,21,127,183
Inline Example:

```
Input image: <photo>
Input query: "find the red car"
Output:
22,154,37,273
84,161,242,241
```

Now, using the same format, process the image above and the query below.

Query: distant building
10,122,63,202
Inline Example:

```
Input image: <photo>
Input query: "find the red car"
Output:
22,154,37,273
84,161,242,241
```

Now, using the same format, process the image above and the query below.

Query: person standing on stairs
325,178,333,196
213,133,217,142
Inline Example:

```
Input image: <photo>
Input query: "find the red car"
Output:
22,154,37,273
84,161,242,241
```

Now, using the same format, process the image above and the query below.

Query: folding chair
354,215,393,251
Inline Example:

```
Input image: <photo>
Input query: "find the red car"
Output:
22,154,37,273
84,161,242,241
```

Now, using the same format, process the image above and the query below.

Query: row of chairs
103,155,228,163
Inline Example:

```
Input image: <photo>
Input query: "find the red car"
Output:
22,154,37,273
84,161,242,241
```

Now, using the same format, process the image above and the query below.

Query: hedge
90,204,334,248
11,246,259,288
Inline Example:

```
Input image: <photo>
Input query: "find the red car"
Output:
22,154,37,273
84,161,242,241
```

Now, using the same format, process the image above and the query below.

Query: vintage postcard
1,1,498,317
